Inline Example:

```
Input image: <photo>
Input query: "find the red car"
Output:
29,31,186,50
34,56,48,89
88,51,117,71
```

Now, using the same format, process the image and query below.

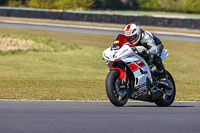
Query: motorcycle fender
111,68,125,79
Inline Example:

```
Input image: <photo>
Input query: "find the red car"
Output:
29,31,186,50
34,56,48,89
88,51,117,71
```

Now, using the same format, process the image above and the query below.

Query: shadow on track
123,105,194,108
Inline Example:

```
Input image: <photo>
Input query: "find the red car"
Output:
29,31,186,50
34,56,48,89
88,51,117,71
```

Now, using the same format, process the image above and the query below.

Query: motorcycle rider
123,23,170,87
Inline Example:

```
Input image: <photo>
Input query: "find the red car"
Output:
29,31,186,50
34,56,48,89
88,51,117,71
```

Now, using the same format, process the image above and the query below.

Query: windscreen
111,34,128,50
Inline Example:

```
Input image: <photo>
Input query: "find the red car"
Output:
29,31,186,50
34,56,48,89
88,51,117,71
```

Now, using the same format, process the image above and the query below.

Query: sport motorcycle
102,34,176,106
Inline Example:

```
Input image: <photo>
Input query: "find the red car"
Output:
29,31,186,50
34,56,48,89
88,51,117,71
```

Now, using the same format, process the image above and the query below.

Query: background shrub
0,0,200,13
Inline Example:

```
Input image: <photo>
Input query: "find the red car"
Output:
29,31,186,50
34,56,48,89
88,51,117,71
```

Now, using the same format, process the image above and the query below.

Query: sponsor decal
128,60,145,71
136,61,145,67
128,63,139,71
131,83,148,98
115,49,128,58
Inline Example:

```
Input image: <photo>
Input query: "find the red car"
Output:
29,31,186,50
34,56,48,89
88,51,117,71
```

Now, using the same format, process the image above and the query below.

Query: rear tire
106,70,129,106
155,71,176,107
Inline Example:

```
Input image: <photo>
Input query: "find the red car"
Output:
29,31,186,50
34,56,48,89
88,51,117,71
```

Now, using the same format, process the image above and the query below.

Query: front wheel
154,71,176,107
106,70,130,106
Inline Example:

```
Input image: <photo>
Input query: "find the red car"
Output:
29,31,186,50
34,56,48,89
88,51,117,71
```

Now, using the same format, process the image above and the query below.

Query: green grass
0,26,199,101
162,40,200,101
0,47,107,100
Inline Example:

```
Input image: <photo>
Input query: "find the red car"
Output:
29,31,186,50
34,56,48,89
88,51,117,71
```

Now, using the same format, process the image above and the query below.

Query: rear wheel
154,71,176,107
106,70,131,106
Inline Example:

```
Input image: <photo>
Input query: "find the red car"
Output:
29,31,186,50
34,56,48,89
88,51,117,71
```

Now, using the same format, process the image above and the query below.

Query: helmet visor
126,35,137,42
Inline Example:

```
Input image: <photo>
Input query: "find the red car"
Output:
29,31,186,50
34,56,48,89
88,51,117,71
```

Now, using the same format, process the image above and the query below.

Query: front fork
112,67,128,90
112,66,129,98
121,67,127,84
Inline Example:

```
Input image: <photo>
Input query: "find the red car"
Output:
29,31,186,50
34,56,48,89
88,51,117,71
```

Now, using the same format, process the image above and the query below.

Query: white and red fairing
103,34,168,93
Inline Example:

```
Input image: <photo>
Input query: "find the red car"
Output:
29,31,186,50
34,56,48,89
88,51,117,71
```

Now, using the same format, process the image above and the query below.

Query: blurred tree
1,0,199,13
28,0,56,9
137,0,190,12
93,0,124,10
93,0,103,9
8,0,27,7
137,0,160,10
103,0,123,9
159,0,186,12
123,0,138,10
0,0,7,5
184,0,200,13
55,0,94,10
55,0,72,10
77,0,94,9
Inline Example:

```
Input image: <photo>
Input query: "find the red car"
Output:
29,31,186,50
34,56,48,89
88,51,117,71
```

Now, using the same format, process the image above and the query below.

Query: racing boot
153,55,173,95
159,70,173,95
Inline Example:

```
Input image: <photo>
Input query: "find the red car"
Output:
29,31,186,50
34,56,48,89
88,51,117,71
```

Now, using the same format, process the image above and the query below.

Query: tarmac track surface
0,101,200,133
0,21,200,42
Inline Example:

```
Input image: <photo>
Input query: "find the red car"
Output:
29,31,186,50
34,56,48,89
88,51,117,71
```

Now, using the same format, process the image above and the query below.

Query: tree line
0,0,200,13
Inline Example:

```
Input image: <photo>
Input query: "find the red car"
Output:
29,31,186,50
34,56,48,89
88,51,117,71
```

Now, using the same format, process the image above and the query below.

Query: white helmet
124,23,141,45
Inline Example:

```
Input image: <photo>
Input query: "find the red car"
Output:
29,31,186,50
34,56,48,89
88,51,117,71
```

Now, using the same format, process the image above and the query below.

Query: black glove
141,50,147,56
131,47,138,54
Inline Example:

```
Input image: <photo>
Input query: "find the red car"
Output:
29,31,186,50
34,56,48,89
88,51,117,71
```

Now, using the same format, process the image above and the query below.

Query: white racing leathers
134,30,163,56
132,30,165,73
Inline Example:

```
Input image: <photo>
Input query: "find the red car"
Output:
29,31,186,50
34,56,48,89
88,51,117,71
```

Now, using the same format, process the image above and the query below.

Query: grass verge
0,26,199,101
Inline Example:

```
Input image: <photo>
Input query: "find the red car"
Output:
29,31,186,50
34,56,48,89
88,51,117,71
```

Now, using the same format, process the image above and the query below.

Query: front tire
155,71,176,107
106,70,129,106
